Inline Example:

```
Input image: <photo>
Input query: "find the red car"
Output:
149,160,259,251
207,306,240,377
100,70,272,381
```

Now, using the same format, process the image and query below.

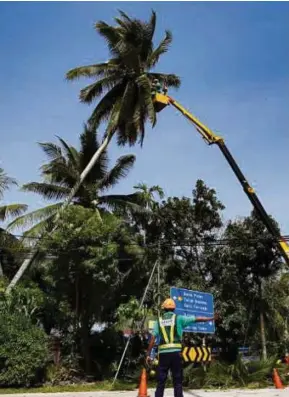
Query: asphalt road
0,389,287,397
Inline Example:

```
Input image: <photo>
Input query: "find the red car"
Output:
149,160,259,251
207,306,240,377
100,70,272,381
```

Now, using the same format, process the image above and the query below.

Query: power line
3,232,289,246
10,233,289,241
0,236,287,254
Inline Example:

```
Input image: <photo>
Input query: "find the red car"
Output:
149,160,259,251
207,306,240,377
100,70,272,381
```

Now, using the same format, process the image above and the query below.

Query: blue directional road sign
170,287,215,334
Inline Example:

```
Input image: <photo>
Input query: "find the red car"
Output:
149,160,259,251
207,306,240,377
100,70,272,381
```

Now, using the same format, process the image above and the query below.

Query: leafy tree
205,210,283,358
144,180,225,291
8,126,143,238
255,272,289,356
38,205,143,374
117,180,225,335
115,297,145,331
0,281,48,387
0,280,45,323
0,311,48,387
66,10,180,145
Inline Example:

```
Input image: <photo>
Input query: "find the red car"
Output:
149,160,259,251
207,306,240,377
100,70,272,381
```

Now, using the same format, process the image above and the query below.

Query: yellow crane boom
153,92,289,265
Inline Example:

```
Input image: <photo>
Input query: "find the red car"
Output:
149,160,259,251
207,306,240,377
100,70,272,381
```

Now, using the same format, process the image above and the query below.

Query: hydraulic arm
153,92,289,265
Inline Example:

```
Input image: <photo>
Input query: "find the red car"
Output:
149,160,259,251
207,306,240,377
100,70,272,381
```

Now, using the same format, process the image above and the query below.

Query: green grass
0,380,137,394
0,381,276,394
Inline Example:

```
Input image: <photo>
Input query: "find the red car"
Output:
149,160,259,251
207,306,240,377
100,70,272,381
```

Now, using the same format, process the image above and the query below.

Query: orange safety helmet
161,298,176,310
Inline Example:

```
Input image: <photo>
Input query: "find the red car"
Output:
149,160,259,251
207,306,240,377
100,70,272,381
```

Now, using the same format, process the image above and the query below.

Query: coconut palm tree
134,183,164,211
66,10,180,146
8,126,144,238
62,10,180,216
132,183,164,233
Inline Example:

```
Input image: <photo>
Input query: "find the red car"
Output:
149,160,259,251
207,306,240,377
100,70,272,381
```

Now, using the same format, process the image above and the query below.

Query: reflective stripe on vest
159,314,180,350
159,343,182,351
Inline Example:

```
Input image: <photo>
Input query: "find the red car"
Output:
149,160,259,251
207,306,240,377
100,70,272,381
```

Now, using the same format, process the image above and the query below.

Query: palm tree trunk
6,131,114,294
259,279,267,360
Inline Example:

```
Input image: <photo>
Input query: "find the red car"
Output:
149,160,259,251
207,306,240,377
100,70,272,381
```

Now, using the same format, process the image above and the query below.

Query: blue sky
1,1,289,234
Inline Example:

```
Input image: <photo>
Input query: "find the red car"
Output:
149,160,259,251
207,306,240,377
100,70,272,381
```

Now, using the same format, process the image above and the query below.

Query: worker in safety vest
146,298,217,397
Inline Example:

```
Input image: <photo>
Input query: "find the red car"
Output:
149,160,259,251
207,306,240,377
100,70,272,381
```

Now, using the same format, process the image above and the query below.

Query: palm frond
21,182,69,201
66,62,118,81
139,10,157,63
38,141,77,184
104,96,123,136
88,83,126,129
132,100,146,146
118,81,137,124
136,74,156,126
133,183,147,192
99,193,147,214
114,16,133,31
150,185,165,199
79,75,121,104
117,10,133,24
148,30,173,68
134,183,165,200
7,203,62,231
116,120,138,147
94,21,122,57
0,204,28,221
40,161,79,186
56,136,79,168
146,10,156,43
113,12,143,57
0,168,17,198
21,214,56,243
115,82,138,146
99,155,136,190
38,142,62,162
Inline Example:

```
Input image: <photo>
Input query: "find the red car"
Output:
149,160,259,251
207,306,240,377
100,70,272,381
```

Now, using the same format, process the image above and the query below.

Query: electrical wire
9,233,289,241
1,231,287,263
1,233,288,250
0,242,286,255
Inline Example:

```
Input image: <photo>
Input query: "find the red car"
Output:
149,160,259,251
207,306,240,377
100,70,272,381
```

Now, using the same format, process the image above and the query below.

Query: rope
112,257,160,385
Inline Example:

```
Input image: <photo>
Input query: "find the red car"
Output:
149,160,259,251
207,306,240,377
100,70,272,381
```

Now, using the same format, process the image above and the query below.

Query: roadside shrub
0,311,49,387
45,363,83,386
183,355,287,389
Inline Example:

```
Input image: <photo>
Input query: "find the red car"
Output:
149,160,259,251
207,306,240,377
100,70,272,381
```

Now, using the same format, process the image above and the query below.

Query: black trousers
155,352,183,397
